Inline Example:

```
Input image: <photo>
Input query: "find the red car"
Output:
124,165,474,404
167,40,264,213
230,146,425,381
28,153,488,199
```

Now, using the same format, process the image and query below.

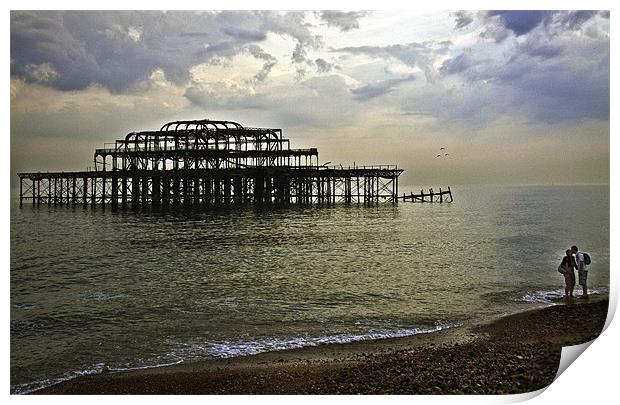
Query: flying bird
445,153,449,156
436,154,442,158
440,147,445,150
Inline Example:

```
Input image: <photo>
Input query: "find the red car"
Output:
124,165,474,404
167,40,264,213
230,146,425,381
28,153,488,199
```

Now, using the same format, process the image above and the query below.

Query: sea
10,185,609,394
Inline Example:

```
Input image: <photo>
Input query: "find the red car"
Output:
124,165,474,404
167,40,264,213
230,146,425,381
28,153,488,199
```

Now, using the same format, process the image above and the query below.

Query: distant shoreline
35,297,608,395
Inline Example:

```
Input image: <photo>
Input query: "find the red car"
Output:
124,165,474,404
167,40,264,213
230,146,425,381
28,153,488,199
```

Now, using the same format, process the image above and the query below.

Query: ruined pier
18,119,403,208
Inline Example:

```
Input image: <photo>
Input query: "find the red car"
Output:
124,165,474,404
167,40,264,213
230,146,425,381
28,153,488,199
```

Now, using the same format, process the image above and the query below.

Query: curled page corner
503,387,547,403
554,340,594,380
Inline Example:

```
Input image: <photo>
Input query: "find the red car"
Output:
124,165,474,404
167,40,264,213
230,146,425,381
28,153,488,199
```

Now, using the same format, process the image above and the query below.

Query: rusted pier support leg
132,176,140,210
265,177,273,204
19,178,23,207
306,177,311,204
324,176,330,204
285,176,291,204
91,177,96,207
152,175,161,209
193,178,200,205
173,178,180,206
278,176,289,205
184,178,191,205
394,175,398,204
121,177,128,209
111,176,118,210
448,186,453,202
72,178,76,206
83,178,88,206
273,177,280,204
193,178,197,204
204,178,211,205
224,177,231,204
59,178,64,205
242,178,248,203
101,176,106,207
141,175,149,207
362,177,366,204
233,177,242,204
371,176,376,204
53,178,57,205
255,177,264,204
162,177,169,208
439,187,443,203
219,178,224,204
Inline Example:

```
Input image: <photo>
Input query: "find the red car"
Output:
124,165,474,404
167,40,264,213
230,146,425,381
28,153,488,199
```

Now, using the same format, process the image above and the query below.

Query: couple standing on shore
558,245,590,302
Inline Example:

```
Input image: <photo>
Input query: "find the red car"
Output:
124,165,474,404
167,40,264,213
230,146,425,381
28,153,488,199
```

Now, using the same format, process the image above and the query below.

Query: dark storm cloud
520,40,564,59
257,11,322,67
222,27,268,41
439,52,480,75
561,11,599,30
318,11,369,31
436,23,609,125
315,58,336,73
11,11,219,91
487,11,553,36
10,11,321,93
245,45,277,82
485,10,603,40
351,76,415,101
453,11,474,29
436,10,609,124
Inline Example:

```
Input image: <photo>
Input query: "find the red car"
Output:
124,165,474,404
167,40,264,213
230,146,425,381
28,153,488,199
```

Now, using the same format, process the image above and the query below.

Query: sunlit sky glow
9,9,610,186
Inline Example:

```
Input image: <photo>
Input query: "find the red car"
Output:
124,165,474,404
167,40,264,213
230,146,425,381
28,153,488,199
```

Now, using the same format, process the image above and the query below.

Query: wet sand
37,297,608,395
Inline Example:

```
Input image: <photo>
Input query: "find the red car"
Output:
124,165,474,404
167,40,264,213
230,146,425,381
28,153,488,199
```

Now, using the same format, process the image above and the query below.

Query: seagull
436,154,442,158
440,147,445,150
445,153,449,156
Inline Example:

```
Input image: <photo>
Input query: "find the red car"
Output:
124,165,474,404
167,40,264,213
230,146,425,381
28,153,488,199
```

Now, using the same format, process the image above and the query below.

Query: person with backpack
571,245,590,299
558,249,577,303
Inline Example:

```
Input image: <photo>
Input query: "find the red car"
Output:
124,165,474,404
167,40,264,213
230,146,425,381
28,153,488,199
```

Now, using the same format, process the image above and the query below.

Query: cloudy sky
10,10,610,187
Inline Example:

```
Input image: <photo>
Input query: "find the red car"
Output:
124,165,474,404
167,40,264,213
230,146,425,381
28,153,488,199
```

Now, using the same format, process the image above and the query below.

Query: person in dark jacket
559,249,577,303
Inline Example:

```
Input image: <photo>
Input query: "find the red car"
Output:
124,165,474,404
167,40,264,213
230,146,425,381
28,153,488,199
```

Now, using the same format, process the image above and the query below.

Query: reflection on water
10,185,609,393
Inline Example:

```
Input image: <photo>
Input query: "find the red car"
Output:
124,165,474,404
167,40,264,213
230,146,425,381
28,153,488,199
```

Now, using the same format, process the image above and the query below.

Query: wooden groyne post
399,186,453,203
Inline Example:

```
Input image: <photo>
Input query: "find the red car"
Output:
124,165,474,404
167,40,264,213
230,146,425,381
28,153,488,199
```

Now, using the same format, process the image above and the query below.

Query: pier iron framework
18,119,403,208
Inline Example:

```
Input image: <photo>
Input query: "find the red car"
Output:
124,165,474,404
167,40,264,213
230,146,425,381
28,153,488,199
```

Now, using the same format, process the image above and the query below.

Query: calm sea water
10,185,609,394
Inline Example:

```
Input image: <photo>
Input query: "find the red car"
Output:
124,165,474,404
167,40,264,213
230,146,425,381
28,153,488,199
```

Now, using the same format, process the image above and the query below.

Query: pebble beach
36,297,608,395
